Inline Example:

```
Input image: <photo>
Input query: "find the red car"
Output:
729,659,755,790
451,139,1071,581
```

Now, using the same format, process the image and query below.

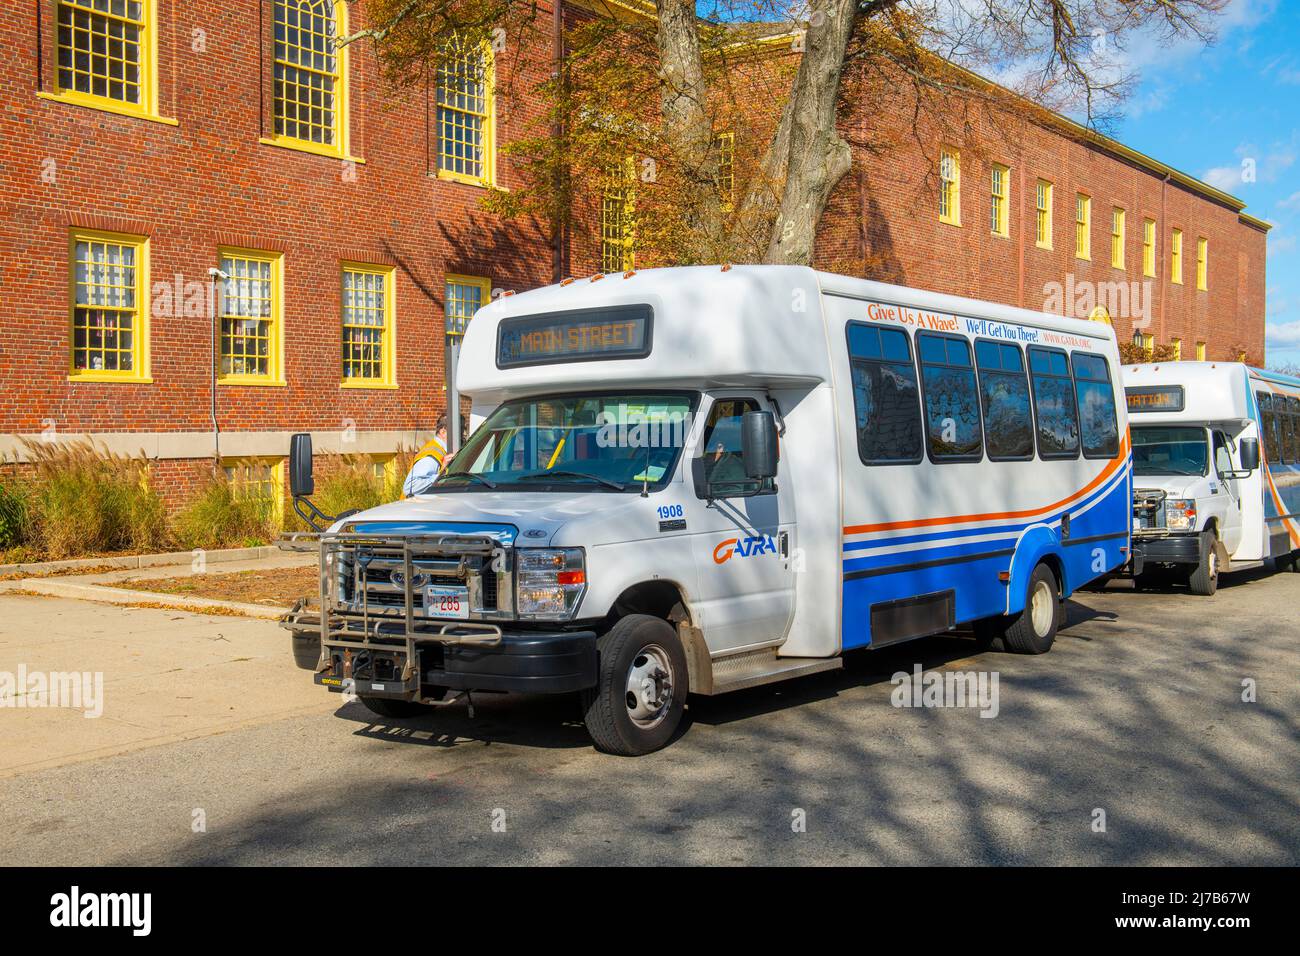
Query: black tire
1284,551,1300,572
971,616,1007,651
290,631,321,670
581,614,688,756
1002,563,1061,655
1187,529,1220,596
358,696,435,719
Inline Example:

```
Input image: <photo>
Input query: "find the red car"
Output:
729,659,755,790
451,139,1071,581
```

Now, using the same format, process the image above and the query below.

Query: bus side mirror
742,410,779,480
1239,437,1260,472
289,433,315,497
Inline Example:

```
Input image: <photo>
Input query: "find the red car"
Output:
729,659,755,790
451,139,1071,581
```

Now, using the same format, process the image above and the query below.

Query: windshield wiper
516,470,626,491
438,472,498,488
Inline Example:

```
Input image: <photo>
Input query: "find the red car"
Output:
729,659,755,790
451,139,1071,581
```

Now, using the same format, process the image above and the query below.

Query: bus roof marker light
623,270,636,279
721,263,732,272
559,277,576,287
591,273,605,282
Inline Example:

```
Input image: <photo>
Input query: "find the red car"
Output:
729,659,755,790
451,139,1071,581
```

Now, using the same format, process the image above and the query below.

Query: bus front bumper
1129,533,1203,574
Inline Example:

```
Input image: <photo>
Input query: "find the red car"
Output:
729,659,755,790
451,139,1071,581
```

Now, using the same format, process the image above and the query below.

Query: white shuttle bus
288,266,1131,755
1123,362,1300,594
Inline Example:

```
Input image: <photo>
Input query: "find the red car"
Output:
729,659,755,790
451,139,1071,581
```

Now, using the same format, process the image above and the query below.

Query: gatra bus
287,265,1132,755
1123,361,1300,594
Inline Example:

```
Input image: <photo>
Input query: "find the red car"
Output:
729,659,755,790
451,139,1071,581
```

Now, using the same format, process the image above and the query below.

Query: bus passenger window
1071,352,1120,459
1286,396,1300,464
917,333,983,461
1257,392,1280,464
846,323,923,465
975,340,1034,460
1028,347,1081,459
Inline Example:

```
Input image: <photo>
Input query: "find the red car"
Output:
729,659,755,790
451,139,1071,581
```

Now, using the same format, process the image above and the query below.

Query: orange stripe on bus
843,434,1130,537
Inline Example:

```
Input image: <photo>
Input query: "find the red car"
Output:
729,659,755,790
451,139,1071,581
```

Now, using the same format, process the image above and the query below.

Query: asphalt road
1,567,1296,866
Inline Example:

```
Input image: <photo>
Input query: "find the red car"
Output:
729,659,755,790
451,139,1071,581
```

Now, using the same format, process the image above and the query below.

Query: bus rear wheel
1002,563,1060,655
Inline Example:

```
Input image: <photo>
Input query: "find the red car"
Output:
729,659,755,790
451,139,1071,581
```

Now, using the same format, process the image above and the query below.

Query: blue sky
1102,0,1299,368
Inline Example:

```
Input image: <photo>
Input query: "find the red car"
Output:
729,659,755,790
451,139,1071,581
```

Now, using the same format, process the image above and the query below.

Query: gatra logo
713,535,778,564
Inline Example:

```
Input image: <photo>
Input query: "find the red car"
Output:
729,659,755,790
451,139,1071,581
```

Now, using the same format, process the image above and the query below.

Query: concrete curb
16,579,291,620
0,545,282,577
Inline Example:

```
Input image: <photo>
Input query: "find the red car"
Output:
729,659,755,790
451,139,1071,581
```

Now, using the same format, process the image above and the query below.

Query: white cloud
1266,319,1300,347
1204,166,1243,190
1280,191,1300,211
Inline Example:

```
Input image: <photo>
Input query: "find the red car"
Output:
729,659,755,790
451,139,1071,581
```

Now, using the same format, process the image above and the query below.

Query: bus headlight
516,549,586,620
1167,499,1197,531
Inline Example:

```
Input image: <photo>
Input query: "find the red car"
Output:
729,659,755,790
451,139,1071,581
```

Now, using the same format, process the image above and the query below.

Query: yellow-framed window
1035,179,1053,249
436,33,494,186
1171,338,1182,361
50,0,164,122
990,163,1010,237
445,273,491,337
601,159,636,273
270,0,348,156
939,147,960,226
341,263,396,387
1141,333,1155,358
221,456,285,525
1196,341,1207,361
1142,218,1156,277
715,131,735,210
1111,207,1125,269
1075,193,1091,260
218,249,285,386
1171,228,1183,284
68,228,150,383
1196,237,1208,291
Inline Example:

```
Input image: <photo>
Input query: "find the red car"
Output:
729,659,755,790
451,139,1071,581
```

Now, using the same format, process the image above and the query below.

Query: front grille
326,534,512,621
1133,489,1168,531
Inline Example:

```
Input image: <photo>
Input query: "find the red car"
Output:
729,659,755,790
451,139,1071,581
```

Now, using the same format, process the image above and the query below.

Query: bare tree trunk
654,0,724,258
763,0,858,265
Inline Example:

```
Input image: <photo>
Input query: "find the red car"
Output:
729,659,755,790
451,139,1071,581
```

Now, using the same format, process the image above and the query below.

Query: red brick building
0,0,1270,510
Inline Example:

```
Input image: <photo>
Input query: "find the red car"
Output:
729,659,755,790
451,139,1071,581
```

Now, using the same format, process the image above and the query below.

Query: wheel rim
624,643,674,729
1208,550,1218,579
1029,579,1055,636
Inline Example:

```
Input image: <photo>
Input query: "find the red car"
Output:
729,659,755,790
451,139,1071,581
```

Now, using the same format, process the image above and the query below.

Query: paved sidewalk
0,591,330,778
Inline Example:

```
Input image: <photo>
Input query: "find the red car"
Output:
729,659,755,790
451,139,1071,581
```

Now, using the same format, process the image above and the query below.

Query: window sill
1036,242,1053,251
217,378,287,387
340,381,399,390
434,169,496,189
938,217,962,228
259,136,365,164
67,373,153,384
38,91,178,126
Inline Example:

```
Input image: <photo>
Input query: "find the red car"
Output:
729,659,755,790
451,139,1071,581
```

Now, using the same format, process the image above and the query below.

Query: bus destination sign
496,306,653,369
1125,385,1186,413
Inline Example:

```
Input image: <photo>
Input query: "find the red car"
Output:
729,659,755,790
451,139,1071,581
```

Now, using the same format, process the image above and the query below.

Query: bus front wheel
1002,563,1061,655
582,614,687,756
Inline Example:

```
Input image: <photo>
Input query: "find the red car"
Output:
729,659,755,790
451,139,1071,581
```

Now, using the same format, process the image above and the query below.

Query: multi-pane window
1035,179,1053,249
990,163,1009,237
918,333,983,461
55,0,149,113
445,274,491,336
1142,219,1156,277
218,250,282,384
715,131,735,209
437,33,493,185
1196,237,1208,291
69,230,148,381
342,264,395,386
939,148,961,225
1075,193,1091,260
1071,352,1119,460
1111,208,1125,269
846,324,923,465
221,458,284,523
272,0,345,151
1028,346,1081,459
975,341,1034,460
1171,228,1183,284
601,161,636,273
1196,341,1207,361
1171,338,1183,361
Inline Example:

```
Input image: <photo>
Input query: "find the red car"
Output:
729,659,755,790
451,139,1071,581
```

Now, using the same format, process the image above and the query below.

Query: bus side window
917,333,983,462
1257,392,1280,464
1027,346,1081,460
975,340,1034,461
1286,396,1300,464
846,323,924,465
1213,431,1234,477
1071,352,1120,459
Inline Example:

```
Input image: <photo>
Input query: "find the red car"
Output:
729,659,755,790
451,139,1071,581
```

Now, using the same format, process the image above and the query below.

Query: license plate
424,585,469,619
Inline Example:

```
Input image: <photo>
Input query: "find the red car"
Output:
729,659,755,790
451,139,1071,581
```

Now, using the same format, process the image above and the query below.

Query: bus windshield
435,392,695,492
1131,425,1209,477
